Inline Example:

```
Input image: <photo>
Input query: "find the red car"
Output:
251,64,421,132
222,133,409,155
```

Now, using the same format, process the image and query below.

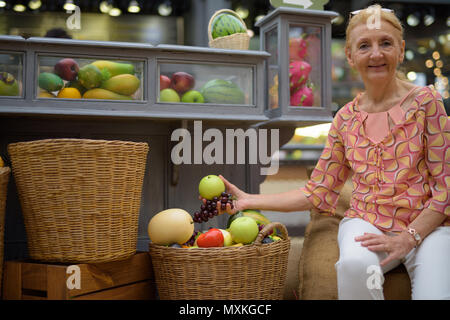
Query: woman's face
346,19,404,84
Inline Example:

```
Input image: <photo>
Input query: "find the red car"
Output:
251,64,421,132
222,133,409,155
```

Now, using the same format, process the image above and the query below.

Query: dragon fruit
289,60,312,93
289,37,308,61
290,86,314,107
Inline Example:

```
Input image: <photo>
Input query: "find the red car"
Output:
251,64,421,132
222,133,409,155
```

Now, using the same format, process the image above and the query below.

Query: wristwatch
405,227,422,248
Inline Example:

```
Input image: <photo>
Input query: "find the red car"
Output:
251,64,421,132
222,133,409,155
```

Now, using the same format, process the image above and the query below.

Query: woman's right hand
198,175,250,216
216,175,249,215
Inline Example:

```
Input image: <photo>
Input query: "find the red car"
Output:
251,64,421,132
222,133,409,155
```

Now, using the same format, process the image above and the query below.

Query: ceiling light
407,71,417,82
0,1,5,8
236,6,249,19
424,14,434,26
332,15,344,25
255,15,265,22
407,13,420,27
417,46,427,54
405,50,414,61
64,0,76,11
128,0,140,13
109,7,121,16
13,4,27,12
432,51,440,60
28,0,42,10
99,0,112,13
433,68,441,77
158,1,172,16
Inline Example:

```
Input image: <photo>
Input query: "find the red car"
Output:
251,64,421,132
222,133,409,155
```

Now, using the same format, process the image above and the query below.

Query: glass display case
158,62,253,106
0,52,23,98
0,38,269,123
37,55,145,101
256,7,338,125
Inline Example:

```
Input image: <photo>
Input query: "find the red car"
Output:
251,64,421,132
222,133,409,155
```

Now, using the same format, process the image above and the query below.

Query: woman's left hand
355,232,416,267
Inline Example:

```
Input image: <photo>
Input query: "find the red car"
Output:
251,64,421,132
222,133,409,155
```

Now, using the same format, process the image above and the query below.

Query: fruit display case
256,7,338,127
0,36,269,124
153,44,269,122
0,36,26,99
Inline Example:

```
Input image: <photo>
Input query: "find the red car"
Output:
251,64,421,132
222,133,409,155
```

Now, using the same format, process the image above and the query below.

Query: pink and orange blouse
301,85,450,232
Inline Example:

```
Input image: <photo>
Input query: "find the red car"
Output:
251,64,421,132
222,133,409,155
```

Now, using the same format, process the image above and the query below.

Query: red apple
171,72,195,94
54,58,79,81
160,75,171,90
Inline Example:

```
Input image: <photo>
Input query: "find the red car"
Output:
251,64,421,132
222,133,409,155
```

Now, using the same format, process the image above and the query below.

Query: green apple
198,174,225,200
159,88,180,102
181,90,204,103
229,217,259,244
219,229,233,246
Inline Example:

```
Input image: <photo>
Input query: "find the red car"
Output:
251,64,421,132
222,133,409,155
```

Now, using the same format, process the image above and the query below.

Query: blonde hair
345,4,404,50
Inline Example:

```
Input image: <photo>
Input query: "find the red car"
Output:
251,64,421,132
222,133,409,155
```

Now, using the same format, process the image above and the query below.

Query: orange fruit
57,87,81,99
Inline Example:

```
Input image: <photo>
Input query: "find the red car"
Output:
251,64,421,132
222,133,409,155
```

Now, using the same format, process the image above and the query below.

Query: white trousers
335,217,450,300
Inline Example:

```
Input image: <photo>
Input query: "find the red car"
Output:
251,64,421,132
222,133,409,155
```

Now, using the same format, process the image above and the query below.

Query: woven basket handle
208,9,247,42
254,222,288,244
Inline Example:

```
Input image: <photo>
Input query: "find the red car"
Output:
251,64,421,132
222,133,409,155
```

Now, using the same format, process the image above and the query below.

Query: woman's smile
368,63,387,70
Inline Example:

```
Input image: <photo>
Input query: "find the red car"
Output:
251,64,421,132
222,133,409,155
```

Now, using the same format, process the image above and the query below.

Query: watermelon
201,79,245,105
211,13,246,39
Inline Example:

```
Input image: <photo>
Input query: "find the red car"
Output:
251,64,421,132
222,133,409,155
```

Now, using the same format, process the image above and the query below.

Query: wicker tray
0,166,11,295
149,222,290,300
208,9,250,50
8,139,149,263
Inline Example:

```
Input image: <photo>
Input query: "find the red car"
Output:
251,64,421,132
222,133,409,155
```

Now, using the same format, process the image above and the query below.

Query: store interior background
0,0,448,236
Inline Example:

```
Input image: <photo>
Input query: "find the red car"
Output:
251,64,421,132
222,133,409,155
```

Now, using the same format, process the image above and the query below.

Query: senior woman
214,5,450,300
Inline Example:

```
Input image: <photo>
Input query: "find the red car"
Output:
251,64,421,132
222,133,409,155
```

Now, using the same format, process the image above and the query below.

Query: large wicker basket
149,222,290,300
0,166,11,295
208,9,250,50
8,139,149,263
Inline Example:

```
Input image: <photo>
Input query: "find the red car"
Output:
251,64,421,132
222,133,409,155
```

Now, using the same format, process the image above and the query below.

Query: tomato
196,228,224,248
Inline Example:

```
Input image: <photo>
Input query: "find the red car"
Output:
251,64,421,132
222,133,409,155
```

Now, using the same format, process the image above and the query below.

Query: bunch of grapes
193,192,234,223
184,230,201,246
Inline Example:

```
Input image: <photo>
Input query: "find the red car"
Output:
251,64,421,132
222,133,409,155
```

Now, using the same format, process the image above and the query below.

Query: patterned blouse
301,85,450,232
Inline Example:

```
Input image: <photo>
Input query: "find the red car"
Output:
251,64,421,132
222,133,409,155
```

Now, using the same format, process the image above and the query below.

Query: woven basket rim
149,222,290,255
8,138,149,147
208,8,248,43
208,32,250,50
8,139,149,155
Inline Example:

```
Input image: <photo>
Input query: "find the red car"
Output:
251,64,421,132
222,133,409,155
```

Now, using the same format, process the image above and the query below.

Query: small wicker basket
8,139,149,263
208,9,250,50
149,222,290,300
0,166,11,295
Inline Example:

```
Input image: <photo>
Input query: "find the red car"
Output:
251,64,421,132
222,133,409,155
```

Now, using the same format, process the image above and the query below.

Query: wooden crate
2,252,156,300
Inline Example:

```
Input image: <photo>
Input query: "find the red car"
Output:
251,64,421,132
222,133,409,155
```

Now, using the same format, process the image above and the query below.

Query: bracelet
404,227,422,248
